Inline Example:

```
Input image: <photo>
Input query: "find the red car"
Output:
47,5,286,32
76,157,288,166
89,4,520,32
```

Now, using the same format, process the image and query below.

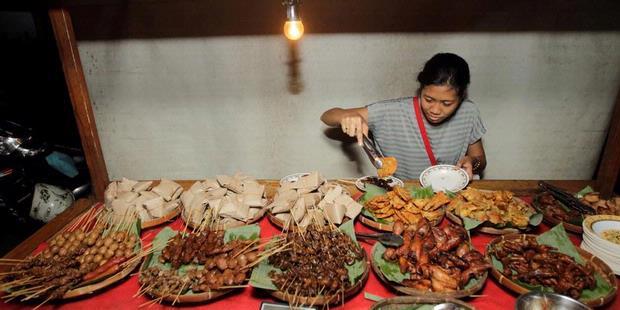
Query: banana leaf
249,220,367,291
575,186,594,199
490,224,614,301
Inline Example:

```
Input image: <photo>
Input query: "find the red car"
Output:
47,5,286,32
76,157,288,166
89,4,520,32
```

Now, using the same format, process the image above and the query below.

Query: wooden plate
267,211,353,230
486,234,618,307
24,205,143,300
138,252,235,304
445,211,523,235
141,206,182,229
446,191,536,235
269,251,370,306
370,243,487,298
370,296,475,310
359,210,444,232
532,193,583,234
181,206,267,231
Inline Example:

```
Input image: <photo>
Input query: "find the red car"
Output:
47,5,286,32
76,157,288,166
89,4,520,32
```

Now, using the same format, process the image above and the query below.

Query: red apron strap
413,96,438,166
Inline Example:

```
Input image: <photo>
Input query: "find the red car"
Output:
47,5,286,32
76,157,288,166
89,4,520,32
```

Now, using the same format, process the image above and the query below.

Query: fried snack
378,156,398,178
448,187,535,229
579,192,620,215
365,186,449,224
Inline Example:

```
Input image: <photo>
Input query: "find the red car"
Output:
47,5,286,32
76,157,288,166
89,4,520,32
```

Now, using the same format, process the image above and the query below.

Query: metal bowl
515,291,591,310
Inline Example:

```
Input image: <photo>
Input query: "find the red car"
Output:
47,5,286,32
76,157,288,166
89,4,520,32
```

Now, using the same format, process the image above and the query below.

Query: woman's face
420,85,461,125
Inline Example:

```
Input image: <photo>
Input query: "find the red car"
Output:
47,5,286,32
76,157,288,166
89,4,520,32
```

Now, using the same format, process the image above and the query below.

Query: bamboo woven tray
532,193,583,234
180,206,267,231
359,210,444,232
370,296,475,310
486,233,617,307
370,243,487,299
269,250,370,306
141,206,181,229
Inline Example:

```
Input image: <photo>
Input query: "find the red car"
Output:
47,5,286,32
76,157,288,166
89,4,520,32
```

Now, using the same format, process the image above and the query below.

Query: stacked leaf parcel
138,225,262,304
250,221,368,306
1,207,142,306
105,178,182,226
359,185,450,231
372,218,490,297
269,171,363,227
447,187,541,233
181,174,269,229
486,224,617,307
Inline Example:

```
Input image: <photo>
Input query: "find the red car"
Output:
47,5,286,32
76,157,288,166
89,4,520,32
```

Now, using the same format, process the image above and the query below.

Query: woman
321,53,486,179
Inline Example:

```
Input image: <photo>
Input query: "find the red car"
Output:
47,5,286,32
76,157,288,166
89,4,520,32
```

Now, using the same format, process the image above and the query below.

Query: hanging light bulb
283,0,304,41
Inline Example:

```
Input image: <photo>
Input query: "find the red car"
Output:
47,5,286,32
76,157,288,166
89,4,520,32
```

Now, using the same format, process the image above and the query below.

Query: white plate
355,176,404,191
419,165,469,193
279,172,310,186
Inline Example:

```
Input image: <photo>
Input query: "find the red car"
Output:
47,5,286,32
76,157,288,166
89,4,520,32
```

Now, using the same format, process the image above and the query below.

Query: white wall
78,32,620,180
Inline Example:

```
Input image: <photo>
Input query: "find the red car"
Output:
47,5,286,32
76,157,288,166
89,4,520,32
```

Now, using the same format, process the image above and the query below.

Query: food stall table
2,180,618,309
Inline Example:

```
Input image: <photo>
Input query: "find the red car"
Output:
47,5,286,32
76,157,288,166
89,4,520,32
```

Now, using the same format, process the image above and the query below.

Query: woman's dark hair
417,53,470,101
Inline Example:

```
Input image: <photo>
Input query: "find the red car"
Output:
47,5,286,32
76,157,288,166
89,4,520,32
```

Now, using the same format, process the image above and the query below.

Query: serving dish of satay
137,224,263,305
446,187,542,234
371,218,490,298
359,185,450,232
105,178,183,229
249,220,369,306
268,171,363,228
180,173,269,230
534,185,620,234
0,205,143,307
486,225,617,307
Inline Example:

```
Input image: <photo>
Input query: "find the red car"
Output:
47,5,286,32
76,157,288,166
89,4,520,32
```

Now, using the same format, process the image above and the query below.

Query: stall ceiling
61,0,620,40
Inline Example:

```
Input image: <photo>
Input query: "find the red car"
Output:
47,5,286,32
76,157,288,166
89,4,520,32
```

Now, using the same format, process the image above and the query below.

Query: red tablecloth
4,198,620,309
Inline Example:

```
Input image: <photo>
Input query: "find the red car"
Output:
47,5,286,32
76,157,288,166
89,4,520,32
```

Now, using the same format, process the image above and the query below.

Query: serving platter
446,188,540,234
142,206,181,229
1,204,143,303
355,175,404,192
532,192,583,234
486,233,617,307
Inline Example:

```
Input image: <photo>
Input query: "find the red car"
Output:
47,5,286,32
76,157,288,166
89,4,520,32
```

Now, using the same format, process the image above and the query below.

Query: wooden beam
596,88,620,197
48,8,109,200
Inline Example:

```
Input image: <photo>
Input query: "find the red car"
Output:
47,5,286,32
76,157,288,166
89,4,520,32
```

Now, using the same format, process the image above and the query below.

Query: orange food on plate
377,156,398,178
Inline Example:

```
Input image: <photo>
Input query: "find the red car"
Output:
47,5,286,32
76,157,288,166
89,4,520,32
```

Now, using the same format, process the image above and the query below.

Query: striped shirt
367,96,486,179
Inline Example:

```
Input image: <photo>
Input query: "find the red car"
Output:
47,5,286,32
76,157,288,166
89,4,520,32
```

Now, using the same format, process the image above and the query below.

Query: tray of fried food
181,173,270,231
370,218,490,298
446,187,541,234
359,185,450,232
486,225,617,307
0,205,143,306
249,220,369,307
137,224,262,305
105,177,183,229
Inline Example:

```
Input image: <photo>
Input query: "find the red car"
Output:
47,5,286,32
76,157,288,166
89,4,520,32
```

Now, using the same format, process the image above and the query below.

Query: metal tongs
362,135,384,169
538,181,595,215
355,232,404,247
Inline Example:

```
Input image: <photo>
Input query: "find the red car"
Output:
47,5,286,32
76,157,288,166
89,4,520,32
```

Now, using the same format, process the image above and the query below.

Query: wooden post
48,8,109,200
596,89,620,197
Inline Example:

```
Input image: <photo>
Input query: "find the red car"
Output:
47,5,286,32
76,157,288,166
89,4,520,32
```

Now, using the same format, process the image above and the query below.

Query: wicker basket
370,296,475,310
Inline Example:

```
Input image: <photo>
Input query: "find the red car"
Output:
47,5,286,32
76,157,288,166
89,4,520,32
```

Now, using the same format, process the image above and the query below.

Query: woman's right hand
321,107,370,145
340,113,369,145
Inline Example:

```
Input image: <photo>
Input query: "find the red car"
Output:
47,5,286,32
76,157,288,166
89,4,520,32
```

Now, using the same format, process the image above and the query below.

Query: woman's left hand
456,156,474,179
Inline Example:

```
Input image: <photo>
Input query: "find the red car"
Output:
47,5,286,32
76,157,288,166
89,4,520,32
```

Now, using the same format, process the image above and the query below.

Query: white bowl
419,164,469,193
582,215,620,252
